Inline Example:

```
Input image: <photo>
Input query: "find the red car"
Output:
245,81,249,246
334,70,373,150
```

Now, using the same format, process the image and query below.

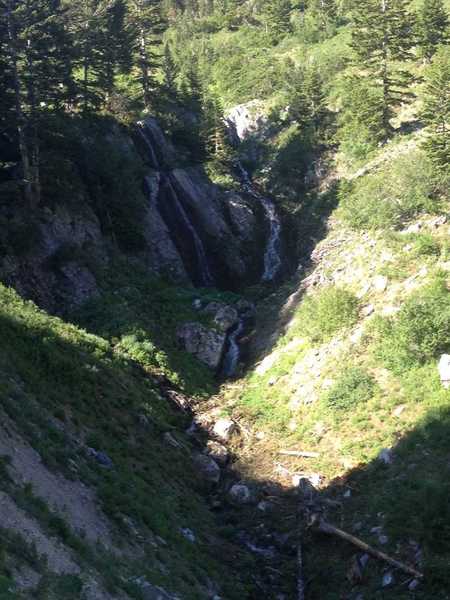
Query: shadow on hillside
223,404,450,599
2,300,450,598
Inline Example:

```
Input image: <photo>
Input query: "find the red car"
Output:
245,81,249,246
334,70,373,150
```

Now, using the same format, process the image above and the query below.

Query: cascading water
236,163,282,282
160,176,214,287
221,319,245,379
139,122,214,287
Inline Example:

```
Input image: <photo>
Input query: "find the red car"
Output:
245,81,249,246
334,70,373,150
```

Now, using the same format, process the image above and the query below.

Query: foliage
291,286,359,343
338,150,439,230
324,367,377,411
421,46,450,177
374,275,450,373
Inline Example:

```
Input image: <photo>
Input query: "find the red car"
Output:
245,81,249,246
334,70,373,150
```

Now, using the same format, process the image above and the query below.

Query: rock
86,448,114,469
409,579,420,591
392,404,406,417
373,275,388,292
235,299,256,316
228,483,255,506
213,305,239,332
204,440,229,466
180,528,196,543
439,354,450,389
132,577,176,600
381,571,394,587
361,304,375,317
257,500,275,513
378,449,393,465
378,534,389,545
225,192,258,242
192,299,202,310
192,453,221,484
177,322,226,370
212,419,236,441
226,100,268,141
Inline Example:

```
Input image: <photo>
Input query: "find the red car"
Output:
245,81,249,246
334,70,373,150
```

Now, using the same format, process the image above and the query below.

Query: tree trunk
6,1,34,206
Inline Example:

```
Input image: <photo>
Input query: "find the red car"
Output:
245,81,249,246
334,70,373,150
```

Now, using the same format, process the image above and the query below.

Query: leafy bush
324,367,377,411
338,151,439,230
375,276,450,373
292,286,359,342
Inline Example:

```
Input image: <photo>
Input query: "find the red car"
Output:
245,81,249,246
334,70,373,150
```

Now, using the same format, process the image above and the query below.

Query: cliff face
0,116,274,315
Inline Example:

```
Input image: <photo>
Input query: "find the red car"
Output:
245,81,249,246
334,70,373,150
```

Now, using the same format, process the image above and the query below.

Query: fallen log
279,450,320,459
313,517,424,579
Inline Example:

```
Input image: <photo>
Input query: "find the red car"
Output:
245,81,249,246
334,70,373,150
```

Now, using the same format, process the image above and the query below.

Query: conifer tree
127,0,166,110
263,0,293,43
1,0,73,204
421,46,450,175
350,0,415,140
417,0,449,61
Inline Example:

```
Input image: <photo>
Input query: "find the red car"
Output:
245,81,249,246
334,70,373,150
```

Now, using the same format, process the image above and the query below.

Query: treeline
0,0,165,206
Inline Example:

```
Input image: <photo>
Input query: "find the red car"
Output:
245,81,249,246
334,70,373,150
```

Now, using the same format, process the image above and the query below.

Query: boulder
227,483,255,506
204,441,229,466
212,419,236,441
177,323,226,370
439,354,450,389
192,453,221,484
213,305,239,332
226,100,268,141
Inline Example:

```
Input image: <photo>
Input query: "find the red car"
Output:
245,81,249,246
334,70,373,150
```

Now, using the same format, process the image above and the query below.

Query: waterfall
237,163,282,282
221,319,245,378
139,121,214,287
161,176,214,287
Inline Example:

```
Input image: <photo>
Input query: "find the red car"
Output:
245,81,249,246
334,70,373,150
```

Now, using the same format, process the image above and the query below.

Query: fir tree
127,0,166,110
1,0,73,204
417,0,449,61
350,0,415,140
421,46,450,175
263,0,293,43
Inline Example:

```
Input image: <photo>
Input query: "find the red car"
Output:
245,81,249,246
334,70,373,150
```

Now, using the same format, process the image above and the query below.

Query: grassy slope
0,281,254,599
224,135,450,597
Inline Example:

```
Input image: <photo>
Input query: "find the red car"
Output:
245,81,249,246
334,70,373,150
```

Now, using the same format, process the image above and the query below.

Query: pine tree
421,46,450,175
1,0,74,204
263,0,293,43
127,0,166,110
417,0,449,61
350,0,415,140
202,94,235,168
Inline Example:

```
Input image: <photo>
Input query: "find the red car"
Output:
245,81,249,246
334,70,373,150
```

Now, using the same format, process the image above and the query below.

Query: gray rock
378,448,393,465
382,571,394,587
228,483,255,506
439,354,450,389
86,448,114,469
132,577,176,600
180,528,196,543
192,453,221,484
177,322,226,370
212,419,236,441
226,100,268,141
213,305,239,332
204,440,229,466
409,579,420,591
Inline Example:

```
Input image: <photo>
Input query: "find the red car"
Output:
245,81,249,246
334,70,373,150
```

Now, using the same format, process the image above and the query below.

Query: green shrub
411,233,442,257
338,150,439,230
292,286,359,343
324,367,377,411
375,275,450,373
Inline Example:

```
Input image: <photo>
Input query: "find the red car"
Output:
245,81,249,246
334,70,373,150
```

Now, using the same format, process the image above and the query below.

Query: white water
139,121,214,287
164,177,214,287
221,319,245,378
237,164,282,282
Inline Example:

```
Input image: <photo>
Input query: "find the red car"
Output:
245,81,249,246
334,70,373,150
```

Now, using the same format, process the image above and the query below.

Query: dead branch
279,450,320,458
313,517,424,579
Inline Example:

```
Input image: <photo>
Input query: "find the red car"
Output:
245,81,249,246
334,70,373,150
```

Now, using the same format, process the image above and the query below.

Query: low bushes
291,285,359,343
338,150,439,231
